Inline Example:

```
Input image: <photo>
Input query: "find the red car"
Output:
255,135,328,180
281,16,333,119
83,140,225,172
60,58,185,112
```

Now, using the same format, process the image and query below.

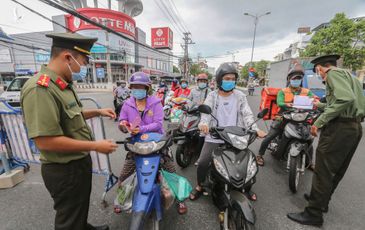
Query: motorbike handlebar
116,140,127,144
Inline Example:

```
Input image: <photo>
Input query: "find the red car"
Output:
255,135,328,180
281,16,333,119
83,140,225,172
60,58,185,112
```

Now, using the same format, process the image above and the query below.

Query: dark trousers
197,142,220,185
258,120,283,156
306,120,363,217
41,155,93,230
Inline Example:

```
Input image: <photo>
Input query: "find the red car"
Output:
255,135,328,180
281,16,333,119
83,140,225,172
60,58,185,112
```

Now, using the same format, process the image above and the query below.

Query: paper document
293,95,313,109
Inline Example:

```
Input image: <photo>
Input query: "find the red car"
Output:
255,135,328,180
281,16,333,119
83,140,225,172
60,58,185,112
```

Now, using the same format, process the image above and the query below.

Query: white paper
293,95,313,109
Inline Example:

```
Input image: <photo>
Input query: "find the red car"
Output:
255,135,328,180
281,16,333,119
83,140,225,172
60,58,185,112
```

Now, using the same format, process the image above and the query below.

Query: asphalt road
0,90,364,230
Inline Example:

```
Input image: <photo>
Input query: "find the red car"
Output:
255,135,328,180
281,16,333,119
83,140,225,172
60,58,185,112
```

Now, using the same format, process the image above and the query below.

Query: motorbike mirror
198,104,212,114
257,108,269,119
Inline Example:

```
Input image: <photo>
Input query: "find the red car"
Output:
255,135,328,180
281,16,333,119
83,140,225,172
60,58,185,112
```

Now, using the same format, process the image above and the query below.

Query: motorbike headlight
245,155,258,183
227,133,249,150
292,112,308,122
126,141,166,155
213,158,230,181
283,113,292,120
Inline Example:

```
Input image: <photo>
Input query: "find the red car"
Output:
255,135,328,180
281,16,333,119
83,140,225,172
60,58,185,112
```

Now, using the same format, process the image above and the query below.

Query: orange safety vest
282,87,309,103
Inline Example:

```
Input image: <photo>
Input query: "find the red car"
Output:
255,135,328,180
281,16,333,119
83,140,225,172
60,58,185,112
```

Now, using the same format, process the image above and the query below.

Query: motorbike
156,88,168,106
116,132,174,230
198,104,268,230
115,94,129,121
248,87,255,96
268,109,320,193
174,103,203,168
163,91,174,120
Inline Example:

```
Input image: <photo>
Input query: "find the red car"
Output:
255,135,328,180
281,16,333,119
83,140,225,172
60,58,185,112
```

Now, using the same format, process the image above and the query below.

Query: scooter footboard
230,190,256,224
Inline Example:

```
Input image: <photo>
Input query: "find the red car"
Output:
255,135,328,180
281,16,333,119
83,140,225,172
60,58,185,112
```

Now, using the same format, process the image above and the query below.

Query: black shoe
95,226,109,230
287,211,323,227
87,224,110,230
304,193,328,213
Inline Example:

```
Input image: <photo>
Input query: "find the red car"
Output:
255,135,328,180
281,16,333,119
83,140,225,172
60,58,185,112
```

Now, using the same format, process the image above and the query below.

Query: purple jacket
119,96,164,134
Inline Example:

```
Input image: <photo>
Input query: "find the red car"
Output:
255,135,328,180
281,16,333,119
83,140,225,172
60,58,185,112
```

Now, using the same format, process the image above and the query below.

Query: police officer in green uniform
287,55,365,226
21,33,118,230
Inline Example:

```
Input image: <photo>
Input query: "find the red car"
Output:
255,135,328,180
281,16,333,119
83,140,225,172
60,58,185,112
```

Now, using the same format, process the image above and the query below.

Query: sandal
177,202,188,215
245,190,257,201
256,155,265,166
189,187,204,201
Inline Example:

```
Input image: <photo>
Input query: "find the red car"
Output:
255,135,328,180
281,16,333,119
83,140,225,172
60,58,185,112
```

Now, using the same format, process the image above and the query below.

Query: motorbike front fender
230,190,256,224
132,183,162,218
289,142,307,157
177,139,186,145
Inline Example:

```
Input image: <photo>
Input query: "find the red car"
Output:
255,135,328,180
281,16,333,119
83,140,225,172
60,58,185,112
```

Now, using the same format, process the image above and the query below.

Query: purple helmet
129,72,151,87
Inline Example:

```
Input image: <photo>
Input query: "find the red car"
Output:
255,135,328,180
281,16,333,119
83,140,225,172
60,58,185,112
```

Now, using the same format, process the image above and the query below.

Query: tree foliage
240,60,270,81
173,65,180,73
301,13,365,71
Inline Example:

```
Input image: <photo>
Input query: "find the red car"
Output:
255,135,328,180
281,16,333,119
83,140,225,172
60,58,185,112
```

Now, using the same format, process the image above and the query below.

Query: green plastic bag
161,170,192,201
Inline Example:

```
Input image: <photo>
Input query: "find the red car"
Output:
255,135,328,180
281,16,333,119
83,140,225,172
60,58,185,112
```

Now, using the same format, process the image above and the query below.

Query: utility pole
227,51,239,63
31,44,37,72
102,19,113,85
244,11,271,67
181,32,194,80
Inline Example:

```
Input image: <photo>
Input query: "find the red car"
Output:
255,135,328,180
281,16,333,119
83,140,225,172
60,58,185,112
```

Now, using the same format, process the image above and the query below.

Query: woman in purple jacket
118,72,187,215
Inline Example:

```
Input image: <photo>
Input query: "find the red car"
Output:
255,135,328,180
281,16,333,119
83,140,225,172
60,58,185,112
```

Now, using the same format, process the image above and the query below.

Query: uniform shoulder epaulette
36,74,50,88
55,77,68,90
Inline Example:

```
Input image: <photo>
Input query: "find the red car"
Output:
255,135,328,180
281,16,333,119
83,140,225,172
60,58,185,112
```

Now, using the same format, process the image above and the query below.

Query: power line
153,0,184,36
42,0,182,58
166,0,189,33
10,0,181,59
157,0,186,34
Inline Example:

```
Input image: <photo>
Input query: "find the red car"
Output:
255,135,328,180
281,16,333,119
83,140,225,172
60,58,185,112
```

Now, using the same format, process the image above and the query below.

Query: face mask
131,89,147,100
181,83,188,89
290,79,302,88
221,80,236,91
198,82,207,89
67,55,88,81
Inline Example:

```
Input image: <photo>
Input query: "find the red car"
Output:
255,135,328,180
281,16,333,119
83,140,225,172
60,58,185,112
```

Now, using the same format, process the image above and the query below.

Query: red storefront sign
65,8,136,38
151,27,173,49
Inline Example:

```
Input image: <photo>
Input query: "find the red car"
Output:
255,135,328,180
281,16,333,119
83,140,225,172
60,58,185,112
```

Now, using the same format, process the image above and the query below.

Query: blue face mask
290,79,302,88
132,89,147,100
221,80,236,91
68,55,88,81
198,82,207,89
181,83,188,89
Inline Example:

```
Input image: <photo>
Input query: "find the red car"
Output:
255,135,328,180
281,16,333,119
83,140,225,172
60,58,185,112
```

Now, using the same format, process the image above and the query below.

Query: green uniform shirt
277,88,314,110
21,65,93,164
314,67,365,128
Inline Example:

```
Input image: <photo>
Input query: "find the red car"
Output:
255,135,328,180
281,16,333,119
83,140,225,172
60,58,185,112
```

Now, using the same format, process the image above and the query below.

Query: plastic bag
159,174,176,210
161,170,192,202
114,173,137,212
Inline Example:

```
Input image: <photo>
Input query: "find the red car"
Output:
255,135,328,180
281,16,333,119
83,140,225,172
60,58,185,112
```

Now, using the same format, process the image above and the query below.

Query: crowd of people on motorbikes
112,55,365,229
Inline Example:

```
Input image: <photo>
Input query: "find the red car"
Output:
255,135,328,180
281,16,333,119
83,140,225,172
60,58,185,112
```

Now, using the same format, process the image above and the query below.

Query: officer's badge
147,110,153,117
37,74,50,87
55,77,68,90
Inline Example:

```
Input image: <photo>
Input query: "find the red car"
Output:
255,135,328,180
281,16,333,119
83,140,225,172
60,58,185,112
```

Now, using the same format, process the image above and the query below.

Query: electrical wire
166,0,189,33
153,0,184,36
8,0,183,64
37,0,182,59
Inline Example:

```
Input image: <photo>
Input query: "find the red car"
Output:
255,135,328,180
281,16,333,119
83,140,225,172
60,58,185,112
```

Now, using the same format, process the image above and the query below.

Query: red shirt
174,87,191,98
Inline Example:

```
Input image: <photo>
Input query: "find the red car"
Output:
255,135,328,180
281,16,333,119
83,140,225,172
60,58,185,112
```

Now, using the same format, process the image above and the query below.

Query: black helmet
216,63,239,89
287,68,304,82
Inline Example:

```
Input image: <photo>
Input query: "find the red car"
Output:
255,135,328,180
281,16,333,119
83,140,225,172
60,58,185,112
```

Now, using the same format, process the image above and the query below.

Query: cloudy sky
1,0,365,68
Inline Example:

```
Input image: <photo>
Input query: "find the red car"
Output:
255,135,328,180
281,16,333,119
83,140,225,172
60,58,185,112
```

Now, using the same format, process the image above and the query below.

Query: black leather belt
335,117,363,123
